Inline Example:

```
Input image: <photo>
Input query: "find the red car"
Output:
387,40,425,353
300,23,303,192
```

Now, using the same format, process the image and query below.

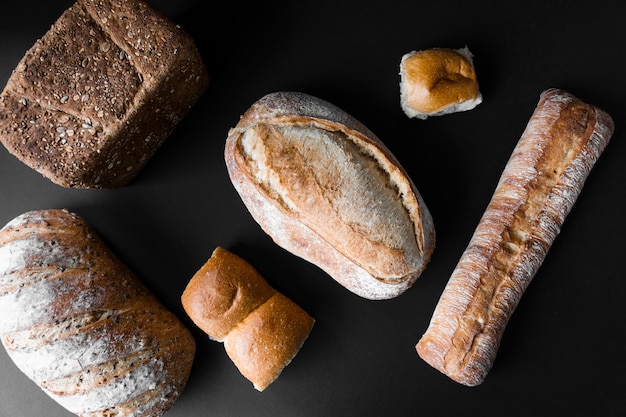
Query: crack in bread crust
0,209,196,415
416,88,614,386
225,91,436,299
237,121,419,282
452,99,597,370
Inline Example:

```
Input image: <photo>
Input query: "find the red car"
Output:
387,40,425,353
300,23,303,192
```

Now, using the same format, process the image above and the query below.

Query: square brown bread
0,0,209,188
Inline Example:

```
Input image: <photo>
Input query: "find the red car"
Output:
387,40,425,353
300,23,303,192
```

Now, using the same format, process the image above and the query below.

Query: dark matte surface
0,1,624,416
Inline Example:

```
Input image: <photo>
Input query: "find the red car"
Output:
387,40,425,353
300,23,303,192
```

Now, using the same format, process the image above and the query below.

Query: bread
0,0,209,189
0,209,196,416
399,46,482,119
181,246,314,391
415,88,614,386
224,91,436,300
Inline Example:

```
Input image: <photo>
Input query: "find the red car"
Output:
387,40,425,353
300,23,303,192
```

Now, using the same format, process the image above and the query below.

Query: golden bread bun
400,46,482,119
182,246,314,391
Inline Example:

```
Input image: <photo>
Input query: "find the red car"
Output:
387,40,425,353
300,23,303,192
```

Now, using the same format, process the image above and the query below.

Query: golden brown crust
0,209,195,416
181,246,276,342
416,88,614,386
0,0,209,188
182,246,315,391
224,91,435,300
400,47,482,119
224,292,315,391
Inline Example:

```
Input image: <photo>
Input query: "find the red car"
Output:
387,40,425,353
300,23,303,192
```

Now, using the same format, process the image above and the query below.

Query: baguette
416,88,614,386
181,246,314,391
0,209,196,416
224,91,436,300
0,0,209,189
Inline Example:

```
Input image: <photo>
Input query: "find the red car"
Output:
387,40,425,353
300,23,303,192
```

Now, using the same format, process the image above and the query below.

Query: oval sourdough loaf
224,91,436,300
0,209,196,416
0,0,209,189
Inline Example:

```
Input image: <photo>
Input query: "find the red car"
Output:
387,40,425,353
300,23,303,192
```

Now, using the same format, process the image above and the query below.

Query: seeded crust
0,209,196,416
0,0,209,188
416,89,614,386
182,246,315,391
224,91,436,300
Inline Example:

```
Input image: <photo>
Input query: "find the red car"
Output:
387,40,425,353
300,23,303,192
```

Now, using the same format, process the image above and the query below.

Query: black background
1,1,625,416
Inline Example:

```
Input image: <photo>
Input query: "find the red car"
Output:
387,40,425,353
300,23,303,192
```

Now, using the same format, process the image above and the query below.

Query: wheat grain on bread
0,0,209,189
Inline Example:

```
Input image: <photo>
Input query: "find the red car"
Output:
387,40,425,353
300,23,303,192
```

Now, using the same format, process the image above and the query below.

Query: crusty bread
0,0,209,189
416,88,614,386
182,246,314,391
224,91,436,300
400,46,482,119
0,209,196,416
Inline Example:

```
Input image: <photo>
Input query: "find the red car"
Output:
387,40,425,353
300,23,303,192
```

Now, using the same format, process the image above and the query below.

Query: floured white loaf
224,91,436,300
0,209,196,416
416,88,614,386
0,0,209,188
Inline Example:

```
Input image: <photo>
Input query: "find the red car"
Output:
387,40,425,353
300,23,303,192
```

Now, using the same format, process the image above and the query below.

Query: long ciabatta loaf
0,0,209,189
416,88,614,386
0,209,196,416
182,246,315,391
224,91,436,300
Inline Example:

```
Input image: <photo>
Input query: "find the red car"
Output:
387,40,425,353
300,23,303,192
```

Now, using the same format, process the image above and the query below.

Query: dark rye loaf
0,0,209,188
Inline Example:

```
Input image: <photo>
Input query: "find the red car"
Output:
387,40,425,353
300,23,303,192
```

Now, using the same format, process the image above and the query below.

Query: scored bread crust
416,88,614,386
224,91,436,300
0,209,196,416
0,0,209,189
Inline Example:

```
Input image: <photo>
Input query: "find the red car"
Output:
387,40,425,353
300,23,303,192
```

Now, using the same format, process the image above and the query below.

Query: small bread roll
181,246,314,391
400,46,482,119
